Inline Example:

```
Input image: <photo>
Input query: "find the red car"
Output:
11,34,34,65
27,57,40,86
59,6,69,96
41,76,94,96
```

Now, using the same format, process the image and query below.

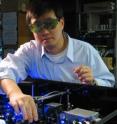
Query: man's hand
9,92,38,123
74,65,95,85
0,79,38,123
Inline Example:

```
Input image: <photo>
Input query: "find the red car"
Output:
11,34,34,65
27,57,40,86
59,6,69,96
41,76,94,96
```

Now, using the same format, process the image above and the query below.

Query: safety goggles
29,18,59,33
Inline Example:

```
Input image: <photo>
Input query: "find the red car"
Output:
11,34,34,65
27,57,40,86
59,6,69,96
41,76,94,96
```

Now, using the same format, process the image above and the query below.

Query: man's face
29,10,64,49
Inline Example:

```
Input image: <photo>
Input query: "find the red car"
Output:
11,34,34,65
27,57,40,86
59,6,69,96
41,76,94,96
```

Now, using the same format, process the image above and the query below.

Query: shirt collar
41,46,45,57
40,34,74,62
66,35,74,62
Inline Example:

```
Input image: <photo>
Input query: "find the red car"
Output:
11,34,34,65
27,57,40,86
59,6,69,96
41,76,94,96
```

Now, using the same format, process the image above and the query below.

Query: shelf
83,1,115,13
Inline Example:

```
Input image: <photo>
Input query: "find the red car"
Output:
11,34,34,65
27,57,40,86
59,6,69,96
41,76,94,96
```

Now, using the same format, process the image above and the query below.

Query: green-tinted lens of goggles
29,18,58,33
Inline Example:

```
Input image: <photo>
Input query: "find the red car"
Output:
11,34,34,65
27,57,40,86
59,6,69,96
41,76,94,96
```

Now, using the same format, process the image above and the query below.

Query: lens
44,18,58,30
29,24,39,33
29,22,44,33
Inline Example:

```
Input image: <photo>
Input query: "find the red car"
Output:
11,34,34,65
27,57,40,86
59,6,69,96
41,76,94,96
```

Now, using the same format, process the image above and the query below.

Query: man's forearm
0,79,23,97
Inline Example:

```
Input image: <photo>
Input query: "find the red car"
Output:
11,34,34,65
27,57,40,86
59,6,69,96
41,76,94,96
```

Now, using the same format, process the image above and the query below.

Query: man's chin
42,39,47,44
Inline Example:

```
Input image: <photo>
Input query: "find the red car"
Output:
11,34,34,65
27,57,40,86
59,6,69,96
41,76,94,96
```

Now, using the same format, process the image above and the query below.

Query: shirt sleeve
0,43,32,83
88,46,115,87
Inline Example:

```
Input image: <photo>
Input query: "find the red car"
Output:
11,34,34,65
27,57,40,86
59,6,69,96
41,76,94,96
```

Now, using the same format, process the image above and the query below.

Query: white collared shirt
0,34,115,87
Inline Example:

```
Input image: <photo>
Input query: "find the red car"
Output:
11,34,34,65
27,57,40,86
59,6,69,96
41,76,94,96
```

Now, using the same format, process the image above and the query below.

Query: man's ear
60,17,65,29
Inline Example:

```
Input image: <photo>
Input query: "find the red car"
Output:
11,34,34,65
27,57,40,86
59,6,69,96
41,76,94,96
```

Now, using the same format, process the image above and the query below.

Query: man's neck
45,33,68,55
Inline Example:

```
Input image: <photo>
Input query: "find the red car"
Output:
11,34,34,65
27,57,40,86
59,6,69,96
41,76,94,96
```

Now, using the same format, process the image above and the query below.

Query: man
0,0,115,122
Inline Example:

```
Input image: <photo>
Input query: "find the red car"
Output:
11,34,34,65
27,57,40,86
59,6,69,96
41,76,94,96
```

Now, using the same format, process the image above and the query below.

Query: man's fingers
74,65,94,84
18,100,28,120
9,100,20,114
8,93,38,123
25,102,33,123
74,65,83,73
74,65,89,74
18,96,38,122
30,100,38,121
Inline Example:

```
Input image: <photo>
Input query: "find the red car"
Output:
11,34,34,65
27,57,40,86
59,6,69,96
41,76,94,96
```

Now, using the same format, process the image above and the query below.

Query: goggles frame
29,18,59,33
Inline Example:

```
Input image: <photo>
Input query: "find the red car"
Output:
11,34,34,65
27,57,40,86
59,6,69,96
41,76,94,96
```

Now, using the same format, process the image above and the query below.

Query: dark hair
26,0,64,24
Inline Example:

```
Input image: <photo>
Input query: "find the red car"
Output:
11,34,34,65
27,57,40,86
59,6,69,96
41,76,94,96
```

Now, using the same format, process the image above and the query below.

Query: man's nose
41,28,50,34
